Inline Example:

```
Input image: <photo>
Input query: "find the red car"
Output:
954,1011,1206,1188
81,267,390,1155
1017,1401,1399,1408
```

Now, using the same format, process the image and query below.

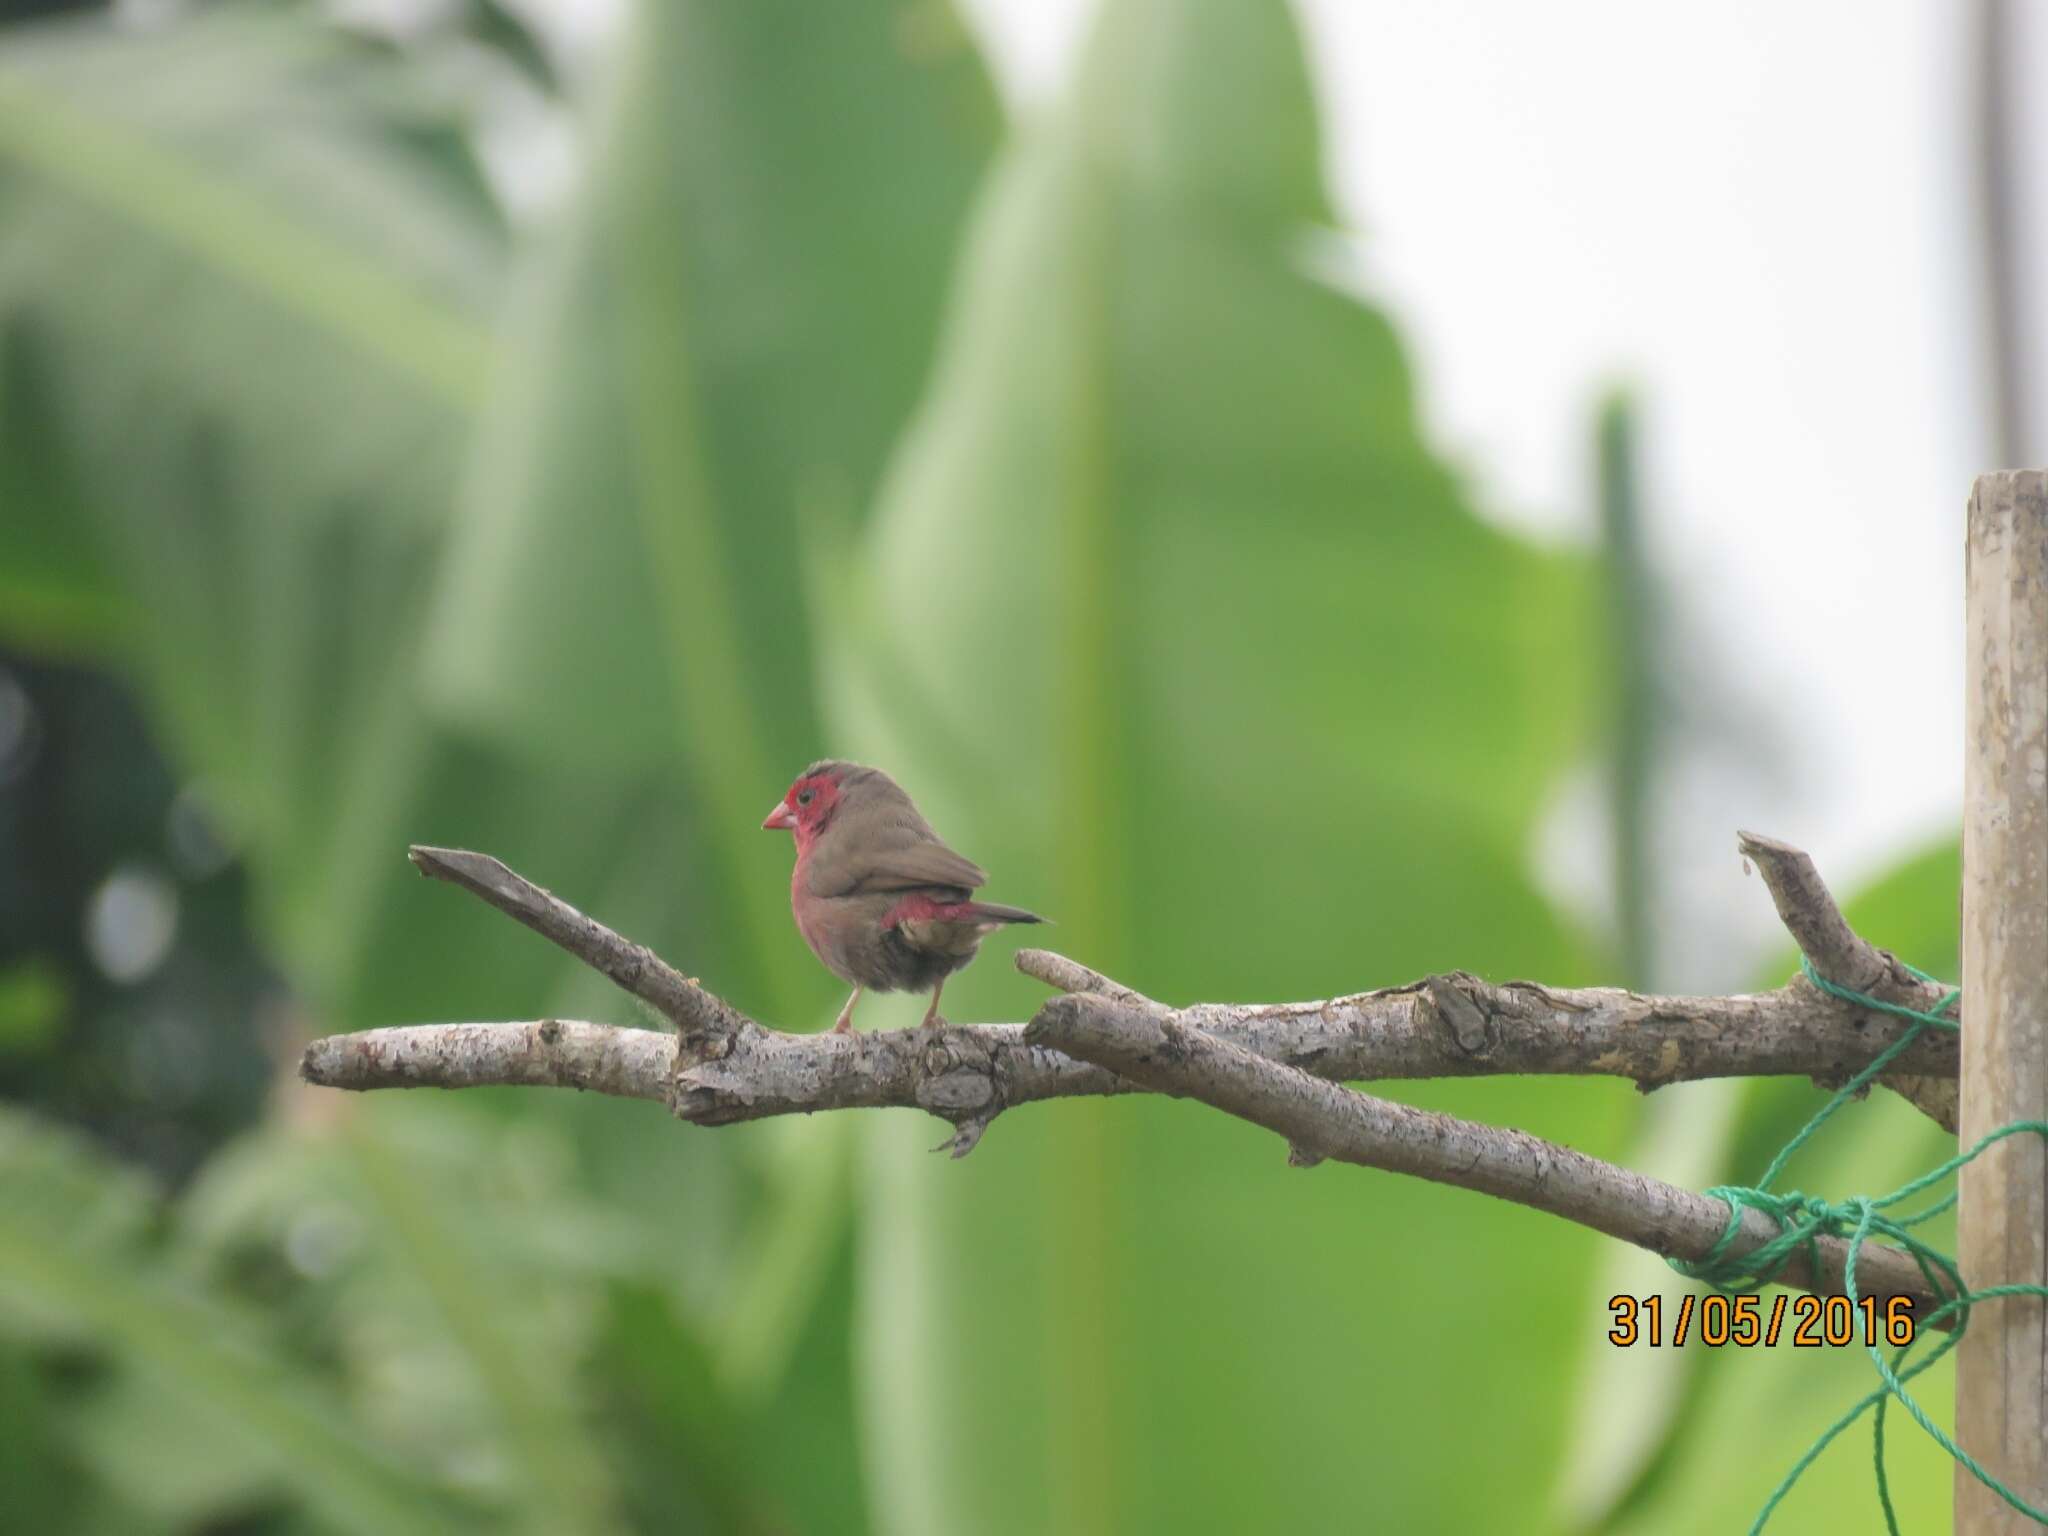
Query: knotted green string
1666,955,2048,1533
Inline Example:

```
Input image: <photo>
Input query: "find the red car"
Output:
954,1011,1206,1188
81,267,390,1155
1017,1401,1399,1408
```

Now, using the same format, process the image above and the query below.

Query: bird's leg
921,979,947,1032
832,986,862,1035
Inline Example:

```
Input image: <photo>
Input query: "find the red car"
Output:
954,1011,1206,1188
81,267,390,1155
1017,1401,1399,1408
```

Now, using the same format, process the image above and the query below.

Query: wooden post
1959,469,2048,1532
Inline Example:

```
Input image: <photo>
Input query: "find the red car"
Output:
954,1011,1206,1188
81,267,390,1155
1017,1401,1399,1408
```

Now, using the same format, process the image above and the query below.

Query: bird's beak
762,800,797,831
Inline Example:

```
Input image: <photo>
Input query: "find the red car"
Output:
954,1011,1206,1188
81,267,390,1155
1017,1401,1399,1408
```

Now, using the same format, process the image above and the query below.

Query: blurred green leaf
0,4,1011,1526
0,9,516,1027
422,0,1001,1020
594,1281,785,1536
0,18,494,406
1826,836,1961,983
0,328,122,650
458,0,561,94
0,1345,91,1531
0,955,65,1053
826,1,1622,1530
0,1106,483,1536
0,13,642,1051
399,9,1002,1527
392,16,1005,1522
181,1098,719,1532
177,1090,895,1536
66,1367,281,1527
588,1197,875,1536
342,1107,620,1535
0,0,996,1038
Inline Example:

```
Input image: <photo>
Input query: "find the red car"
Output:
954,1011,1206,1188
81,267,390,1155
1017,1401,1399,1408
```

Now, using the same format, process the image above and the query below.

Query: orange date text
1606,1293,1916,1348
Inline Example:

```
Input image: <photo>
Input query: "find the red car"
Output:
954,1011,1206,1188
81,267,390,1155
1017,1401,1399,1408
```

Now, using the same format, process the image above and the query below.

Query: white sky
960,0,2032,974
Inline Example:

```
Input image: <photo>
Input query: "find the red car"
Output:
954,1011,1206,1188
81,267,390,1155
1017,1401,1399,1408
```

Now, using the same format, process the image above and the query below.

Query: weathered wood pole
1960,469,2048,1532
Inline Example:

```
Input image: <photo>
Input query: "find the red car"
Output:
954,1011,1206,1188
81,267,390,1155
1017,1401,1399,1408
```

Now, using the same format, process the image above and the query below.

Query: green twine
1666,955,2048,1533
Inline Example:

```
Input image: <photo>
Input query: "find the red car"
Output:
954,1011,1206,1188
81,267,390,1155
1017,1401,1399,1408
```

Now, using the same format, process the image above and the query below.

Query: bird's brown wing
838,831,988,894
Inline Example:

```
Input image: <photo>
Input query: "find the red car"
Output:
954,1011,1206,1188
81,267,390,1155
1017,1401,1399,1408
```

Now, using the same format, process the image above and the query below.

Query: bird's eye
796,789,813,807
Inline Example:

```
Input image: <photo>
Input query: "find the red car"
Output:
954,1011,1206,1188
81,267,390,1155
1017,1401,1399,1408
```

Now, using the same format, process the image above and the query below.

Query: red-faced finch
761,761,1046,1033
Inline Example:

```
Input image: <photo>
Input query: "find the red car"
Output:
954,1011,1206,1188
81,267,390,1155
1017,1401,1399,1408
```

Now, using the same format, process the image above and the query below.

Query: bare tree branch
302,970,1957,1139
297,835,1966,1310
305,841,1960,1149
1025,993,1956,1326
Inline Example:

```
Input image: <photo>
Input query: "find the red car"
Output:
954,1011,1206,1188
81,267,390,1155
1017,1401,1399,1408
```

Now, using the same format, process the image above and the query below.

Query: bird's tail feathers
966,900,1046,926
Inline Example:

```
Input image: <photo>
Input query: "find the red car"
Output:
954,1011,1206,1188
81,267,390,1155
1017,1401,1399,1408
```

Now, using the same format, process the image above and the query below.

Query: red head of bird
761,763,850,856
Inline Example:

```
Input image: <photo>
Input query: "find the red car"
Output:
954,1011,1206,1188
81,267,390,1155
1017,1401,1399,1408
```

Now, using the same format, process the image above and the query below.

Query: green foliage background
0,1,1969,1531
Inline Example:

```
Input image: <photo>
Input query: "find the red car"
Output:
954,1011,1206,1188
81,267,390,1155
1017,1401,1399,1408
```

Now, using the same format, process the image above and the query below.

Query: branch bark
303,970,1958,1149
297,836,1964,1311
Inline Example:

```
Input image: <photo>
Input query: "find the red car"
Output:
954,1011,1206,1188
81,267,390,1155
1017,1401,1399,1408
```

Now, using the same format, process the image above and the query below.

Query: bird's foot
831,1014,855,1036
920,1010,947,1034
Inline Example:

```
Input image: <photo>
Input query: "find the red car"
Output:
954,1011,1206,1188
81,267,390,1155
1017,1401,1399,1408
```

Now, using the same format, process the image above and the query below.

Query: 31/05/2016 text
1607,1292,1916,1348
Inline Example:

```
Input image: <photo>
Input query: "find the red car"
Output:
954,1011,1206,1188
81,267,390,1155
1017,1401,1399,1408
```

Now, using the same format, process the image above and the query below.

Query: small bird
762,760,1045,1033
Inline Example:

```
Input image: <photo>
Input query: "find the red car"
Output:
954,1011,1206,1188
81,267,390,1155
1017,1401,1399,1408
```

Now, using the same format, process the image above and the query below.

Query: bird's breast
790,858,820,943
